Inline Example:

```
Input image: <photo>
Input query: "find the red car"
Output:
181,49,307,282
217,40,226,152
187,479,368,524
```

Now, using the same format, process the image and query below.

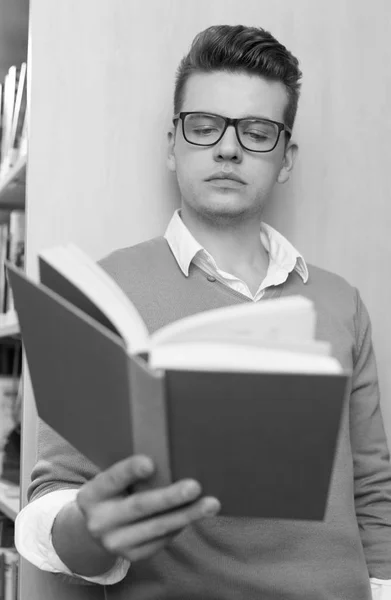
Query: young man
15,24,391,600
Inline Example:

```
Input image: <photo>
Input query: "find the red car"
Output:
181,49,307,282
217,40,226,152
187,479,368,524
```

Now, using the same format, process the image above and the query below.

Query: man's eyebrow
237,113,274,120
197,111,276,121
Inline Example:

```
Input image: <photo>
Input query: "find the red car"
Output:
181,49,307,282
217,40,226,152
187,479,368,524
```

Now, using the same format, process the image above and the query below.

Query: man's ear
277,141,298,184
167,127,176,173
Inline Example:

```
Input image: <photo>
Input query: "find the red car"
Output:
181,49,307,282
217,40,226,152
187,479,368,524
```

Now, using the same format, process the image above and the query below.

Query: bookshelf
0,155,26,210
0,136,25,404
0,480,19,521
0,160,24,531
0,312,20,338
0,53,27,600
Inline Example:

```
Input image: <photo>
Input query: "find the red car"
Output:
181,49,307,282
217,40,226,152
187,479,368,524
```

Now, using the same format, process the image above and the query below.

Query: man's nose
214,125,242,159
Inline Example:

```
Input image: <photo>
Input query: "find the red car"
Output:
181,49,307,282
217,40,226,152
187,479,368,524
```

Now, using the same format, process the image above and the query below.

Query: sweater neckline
191,263,286,303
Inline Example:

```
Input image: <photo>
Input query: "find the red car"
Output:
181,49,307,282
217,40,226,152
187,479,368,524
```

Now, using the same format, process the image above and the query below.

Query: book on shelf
0,209,25,318
0,67,16,178
4,210,25,313
0,337,22,487
1,428,20,488
0,63,27,179
0,222,9,314
0,515,14,548
6,245,350,520
8,63,27,169
0,83,3,161
0,548,18,600
0,367,20,487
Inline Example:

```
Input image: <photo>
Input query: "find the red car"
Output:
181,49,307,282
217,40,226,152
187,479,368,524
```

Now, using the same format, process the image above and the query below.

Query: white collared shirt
14,210,390,596
164,209,308,301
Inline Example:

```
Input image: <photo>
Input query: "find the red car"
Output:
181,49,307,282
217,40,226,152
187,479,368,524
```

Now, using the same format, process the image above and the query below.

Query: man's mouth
207,178,245,188
206,172,247,188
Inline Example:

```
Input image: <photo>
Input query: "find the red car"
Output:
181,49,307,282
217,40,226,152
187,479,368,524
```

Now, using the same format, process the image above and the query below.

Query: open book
6,245,349,520
37,243,341,375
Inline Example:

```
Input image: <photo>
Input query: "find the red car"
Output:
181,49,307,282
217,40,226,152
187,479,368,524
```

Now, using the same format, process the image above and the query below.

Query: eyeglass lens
183,113,279,151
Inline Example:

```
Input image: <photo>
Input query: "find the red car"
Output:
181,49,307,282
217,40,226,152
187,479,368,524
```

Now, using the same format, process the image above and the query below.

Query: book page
39,244,150,353
149,342,343,374
150,295,316,348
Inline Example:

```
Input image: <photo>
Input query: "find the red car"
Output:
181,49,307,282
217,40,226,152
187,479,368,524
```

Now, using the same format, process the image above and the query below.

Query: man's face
167,71,298,222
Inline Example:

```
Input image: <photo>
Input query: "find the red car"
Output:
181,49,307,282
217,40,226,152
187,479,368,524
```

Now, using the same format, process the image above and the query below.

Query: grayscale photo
0,1,390,599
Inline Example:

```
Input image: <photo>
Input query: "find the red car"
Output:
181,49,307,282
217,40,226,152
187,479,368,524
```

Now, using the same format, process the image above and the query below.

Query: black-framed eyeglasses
172,112,292,153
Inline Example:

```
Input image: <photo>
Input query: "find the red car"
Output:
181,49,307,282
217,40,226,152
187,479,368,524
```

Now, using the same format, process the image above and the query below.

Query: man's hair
174,25,302,131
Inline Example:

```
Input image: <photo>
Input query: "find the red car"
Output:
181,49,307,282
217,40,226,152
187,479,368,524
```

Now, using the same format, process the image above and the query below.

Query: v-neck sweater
27,236,391,600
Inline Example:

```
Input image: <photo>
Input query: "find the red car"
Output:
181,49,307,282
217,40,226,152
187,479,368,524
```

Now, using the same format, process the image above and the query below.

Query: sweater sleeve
24,418,128,585
27,418,100,502
15,489,130,585
351,290,391,578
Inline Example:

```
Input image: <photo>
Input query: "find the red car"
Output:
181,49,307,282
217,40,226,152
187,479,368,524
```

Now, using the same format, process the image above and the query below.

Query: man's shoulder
304,262,360,319
98,236,171,276
306,263,355,292
100,235,168,262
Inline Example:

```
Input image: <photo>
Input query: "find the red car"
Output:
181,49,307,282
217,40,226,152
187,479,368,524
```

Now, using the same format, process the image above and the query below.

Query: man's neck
180,205,269,285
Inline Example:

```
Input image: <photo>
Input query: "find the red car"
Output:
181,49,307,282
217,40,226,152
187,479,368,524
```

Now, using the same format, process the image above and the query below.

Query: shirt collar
164,209,309,283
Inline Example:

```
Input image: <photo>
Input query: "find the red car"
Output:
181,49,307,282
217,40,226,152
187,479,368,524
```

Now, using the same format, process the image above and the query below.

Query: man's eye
192,127,218,136
244,131,270,141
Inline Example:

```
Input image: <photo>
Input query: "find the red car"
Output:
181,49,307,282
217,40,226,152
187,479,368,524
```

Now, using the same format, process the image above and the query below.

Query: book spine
10,63,27,164
0,63,26,177
0,375,18,473
0,73,10,178
0,84,3,167
17,117,27,161
128,354,172,492
0,67,17,179
9,64,27,167
0,516,14,548
10,558,17,600
0,224,9,315
0,552,5,600
5,211,25,314
0,550,18,600
3,552,10,600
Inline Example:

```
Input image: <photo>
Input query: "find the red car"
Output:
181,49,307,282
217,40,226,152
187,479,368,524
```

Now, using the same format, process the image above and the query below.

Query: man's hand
75,455,220,562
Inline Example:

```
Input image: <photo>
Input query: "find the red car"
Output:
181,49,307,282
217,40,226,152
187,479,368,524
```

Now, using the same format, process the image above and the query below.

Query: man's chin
194,198,250,222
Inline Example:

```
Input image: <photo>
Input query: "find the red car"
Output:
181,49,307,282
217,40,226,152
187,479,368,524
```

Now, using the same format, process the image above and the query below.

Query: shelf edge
0,154,27,202
0,481,20,520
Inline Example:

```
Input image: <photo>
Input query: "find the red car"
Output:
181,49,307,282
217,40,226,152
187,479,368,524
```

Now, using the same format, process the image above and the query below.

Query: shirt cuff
14,488,130,585
370,578,391,600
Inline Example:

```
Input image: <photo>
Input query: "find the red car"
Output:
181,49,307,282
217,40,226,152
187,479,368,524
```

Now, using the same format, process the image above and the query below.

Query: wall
22,1,391,598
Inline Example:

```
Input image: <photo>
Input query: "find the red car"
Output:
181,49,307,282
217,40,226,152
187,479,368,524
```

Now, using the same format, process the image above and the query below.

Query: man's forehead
181,71,288,122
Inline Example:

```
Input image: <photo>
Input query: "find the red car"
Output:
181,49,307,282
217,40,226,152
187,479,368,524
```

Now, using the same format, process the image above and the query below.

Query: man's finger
84,478,202,535
119,536,175,562
77,455,154,511
120,529,183,561
122,479,203,522
102,496,220,552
